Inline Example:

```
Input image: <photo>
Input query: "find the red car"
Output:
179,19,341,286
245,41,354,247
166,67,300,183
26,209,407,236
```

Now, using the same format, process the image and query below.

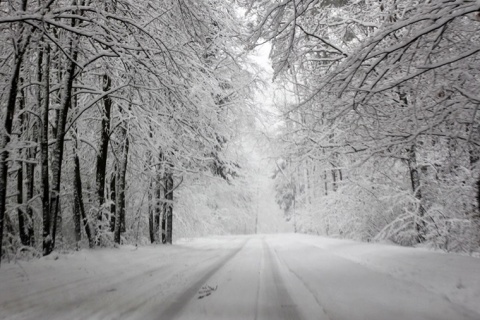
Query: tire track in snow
272,238,479,320
257,238,304,320
158,238,249,319
1,245,239,320
263,236,331,320
1,247,181,307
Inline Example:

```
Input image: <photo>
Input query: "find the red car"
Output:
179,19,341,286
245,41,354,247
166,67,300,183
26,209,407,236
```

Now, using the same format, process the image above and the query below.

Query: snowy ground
1,234,479,320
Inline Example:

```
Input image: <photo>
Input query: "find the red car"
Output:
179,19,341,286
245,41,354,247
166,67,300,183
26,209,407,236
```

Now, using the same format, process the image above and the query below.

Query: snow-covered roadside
0,237,247,320
290,234,480,316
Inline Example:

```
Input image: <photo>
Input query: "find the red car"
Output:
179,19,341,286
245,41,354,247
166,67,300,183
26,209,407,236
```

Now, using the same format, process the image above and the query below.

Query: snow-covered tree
252,0,480,251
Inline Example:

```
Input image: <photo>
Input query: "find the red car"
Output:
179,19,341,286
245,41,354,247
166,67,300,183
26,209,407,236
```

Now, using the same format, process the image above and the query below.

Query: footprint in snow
198,284,217,299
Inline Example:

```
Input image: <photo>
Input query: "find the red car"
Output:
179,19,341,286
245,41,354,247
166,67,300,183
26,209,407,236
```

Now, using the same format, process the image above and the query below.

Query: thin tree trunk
476,178,480,216
17,80,27,245
46,32,78,255
155,152,164,244
73,149,93,248
303,161,310,207
324,170,328,196
25,141,35,246
407,144,426,243
475,178,480,246
114,127,129,244
110,170,116,232
80,199,94,249
148,178,155,243
40,43,51,256
161,210,166,243
71,90,93,249
146,135,156,243
72,146,82,247
164,161,174,244
17,159,25,245
331,169,338,192
95,74,112,235
160,153,167,244
0,25,32,263
155,177,162,244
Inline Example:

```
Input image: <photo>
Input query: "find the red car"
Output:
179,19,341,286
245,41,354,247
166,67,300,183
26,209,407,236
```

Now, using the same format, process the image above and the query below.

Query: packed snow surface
1,234,479,320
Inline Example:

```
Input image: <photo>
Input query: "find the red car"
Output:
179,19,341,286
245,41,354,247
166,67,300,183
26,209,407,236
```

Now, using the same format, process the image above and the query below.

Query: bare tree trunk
17,158,25,244
73,148,93,248
476,178,480,216
146,138,155,243
155,151,164,244
148,178,155,243
160,153,171,244
407,144,426,243
25,139,35,246
161,210,166,243
95,74,112,236
0,24,32,263
164,168,174,244
72,140,82,247
114,126,129,244
475,178,480,246
324,170,328,196
17,80,27,246
331,169,338,192
71,91,93,248
39,43,51,256
46,32,78,255
110,170,116,232
155,174,162,244
469,140,480,245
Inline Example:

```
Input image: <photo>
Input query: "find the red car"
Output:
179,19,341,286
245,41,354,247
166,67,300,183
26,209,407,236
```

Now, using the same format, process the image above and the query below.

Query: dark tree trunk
17,81,27,246
71,92,93,248
40,44,51,256
45,35,78,256
95,74,112,232
80,201,94,249
159,153,166,244
469,140,480,244
407,144,426,243
331,169,338,192
147,133,156,244
17,159,25,245
114,128,129,244
0,26,32,263
477,178,480,216
161,214,166,244
25,143,35,246
155,165,163,244
164,163,174,244
72,151,82,246
148,179,155,244
73,151,93,248
16,77,35,247
324,170,328,196
110,171,116,232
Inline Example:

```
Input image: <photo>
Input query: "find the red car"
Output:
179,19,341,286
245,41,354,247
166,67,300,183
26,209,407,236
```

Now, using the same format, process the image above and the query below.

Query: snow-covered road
1,234,480,320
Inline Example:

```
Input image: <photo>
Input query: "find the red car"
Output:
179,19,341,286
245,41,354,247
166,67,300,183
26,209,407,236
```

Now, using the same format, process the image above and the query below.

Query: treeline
0,0,255,263
250,0,480,251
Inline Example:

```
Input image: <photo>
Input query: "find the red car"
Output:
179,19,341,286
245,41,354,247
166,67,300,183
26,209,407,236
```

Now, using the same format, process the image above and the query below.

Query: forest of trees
253,0,480,252
0,0,260,264
1,0,480,264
